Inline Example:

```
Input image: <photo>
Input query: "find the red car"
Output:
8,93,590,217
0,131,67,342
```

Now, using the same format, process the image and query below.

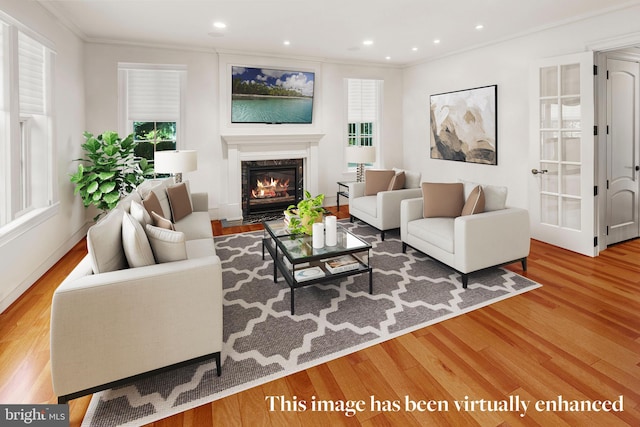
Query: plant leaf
98,171,116,180
103,191,120,204
99,181,116,194
86,181,99,194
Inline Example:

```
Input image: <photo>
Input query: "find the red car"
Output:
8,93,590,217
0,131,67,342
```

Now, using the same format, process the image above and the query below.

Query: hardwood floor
1,206,638,426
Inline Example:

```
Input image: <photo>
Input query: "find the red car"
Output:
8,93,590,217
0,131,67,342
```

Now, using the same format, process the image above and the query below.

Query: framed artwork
231,66,315,124
429,85,497,165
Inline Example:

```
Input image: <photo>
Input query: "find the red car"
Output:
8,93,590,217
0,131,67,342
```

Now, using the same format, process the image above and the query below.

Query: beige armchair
400,182,530,288
349,169,422,240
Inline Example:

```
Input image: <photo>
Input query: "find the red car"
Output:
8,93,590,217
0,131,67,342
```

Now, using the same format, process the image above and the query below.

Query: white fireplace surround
221,133,325,221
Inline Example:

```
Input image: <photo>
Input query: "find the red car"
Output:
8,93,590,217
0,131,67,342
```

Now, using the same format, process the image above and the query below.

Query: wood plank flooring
0,205,638,426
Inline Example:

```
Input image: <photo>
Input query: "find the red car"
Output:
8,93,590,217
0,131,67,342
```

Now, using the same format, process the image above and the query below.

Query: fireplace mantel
221,133,324,145
221,132,325,221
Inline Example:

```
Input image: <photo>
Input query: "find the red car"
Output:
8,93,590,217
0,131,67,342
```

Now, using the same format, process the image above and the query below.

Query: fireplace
221,133,324,221
242,159,303,217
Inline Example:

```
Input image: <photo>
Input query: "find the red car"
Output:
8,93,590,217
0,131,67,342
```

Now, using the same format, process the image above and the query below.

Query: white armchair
349,169,422,240
400,184,530,288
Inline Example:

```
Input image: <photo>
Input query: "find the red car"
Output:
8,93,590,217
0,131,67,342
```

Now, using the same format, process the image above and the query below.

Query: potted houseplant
285,191,325,235
70,131,153,221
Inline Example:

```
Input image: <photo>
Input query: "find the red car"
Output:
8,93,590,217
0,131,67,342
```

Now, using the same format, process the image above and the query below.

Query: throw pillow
86,209,127,274
142,191,164,220
145,224,188,263
166,182,193,222
130,199,152,228
394,168,422,189
461,180,507,211
151,211,175,230
421,182,465,218
121,212,156,268
364,170,395,196
461,185,485,216
387,171,406,191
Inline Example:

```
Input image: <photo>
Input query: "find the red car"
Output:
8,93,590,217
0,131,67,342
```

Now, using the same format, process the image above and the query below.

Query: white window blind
126,69,181,121
18,31,45,115
348,79,379,123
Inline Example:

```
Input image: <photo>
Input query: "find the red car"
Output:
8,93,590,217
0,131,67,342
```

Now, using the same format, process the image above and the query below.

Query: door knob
531,168,548,175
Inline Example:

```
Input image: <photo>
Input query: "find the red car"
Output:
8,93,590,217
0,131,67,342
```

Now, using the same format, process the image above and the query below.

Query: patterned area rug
82,222,541,426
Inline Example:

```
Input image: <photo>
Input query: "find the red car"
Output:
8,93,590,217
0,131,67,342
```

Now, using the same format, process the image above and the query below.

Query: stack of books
324,255,360,274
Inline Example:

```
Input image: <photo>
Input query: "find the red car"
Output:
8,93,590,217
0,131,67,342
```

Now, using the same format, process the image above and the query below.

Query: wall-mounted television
231,66,315,124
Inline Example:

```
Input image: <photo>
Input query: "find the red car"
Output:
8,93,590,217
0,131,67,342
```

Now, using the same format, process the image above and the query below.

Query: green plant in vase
285,191,325,235
71,131,154,221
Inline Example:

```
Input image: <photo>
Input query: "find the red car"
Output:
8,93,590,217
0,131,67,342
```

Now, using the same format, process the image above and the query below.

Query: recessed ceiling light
433,39,441,44
213,22,226,29
475,24,484,30
412,47,418,52
385,56,391,60
283,40,290,46
363,40,374,46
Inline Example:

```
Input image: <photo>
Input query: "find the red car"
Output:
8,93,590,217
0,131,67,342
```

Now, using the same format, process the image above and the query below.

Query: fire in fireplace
252,175,290,199
242,159,303,217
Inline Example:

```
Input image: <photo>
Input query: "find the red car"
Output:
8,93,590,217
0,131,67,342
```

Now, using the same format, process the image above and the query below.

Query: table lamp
345,145,376,182
154,150,197,183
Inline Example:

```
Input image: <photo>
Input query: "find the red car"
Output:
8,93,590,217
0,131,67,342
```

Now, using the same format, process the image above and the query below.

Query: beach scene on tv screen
231,66,314,123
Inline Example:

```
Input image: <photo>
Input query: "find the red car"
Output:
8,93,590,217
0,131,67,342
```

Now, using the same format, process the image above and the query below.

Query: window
346,78,382,168
0,18,56,232
118,64,185,169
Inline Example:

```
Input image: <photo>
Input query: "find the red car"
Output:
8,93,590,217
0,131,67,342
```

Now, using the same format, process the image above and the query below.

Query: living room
0,0,639,426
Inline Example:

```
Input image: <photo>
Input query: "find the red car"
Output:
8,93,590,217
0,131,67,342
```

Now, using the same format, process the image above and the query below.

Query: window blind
126,69,181,121
18,31,45,116
347,79,379,123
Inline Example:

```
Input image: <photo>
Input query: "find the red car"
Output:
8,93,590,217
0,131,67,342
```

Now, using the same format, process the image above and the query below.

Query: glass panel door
530,52,596,256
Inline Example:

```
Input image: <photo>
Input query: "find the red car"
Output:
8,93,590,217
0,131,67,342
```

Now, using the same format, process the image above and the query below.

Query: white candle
325,215,337,246
312,222,324,248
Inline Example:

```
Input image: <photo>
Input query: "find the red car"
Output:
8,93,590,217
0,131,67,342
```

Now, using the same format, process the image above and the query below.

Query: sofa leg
461,274,468,289
521,257,528,271
350,215,354,223
402,242,407,253
381,231,385,241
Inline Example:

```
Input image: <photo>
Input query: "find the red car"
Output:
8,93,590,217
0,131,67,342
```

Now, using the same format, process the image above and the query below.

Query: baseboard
0,222,91,314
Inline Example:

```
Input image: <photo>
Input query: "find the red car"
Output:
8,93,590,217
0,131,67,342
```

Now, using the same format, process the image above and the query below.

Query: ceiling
39,0,640,66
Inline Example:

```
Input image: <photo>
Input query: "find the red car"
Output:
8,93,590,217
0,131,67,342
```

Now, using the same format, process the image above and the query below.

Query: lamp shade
345,145,376,164
154,150,198,174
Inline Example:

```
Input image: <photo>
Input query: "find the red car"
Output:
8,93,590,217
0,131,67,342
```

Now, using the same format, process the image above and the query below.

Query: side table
336,181,354,211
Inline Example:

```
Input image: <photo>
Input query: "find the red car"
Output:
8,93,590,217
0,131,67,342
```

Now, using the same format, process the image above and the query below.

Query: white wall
402,4,640,210
85,46,404,214
0,0,87,312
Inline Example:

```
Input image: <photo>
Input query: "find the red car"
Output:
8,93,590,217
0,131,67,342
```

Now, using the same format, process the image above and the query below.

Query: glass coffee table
262,219,373,314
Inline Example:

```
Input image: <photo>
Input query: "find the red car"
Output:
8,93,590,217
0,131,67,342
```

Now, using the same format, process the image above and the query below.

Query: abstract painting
430,85,497,165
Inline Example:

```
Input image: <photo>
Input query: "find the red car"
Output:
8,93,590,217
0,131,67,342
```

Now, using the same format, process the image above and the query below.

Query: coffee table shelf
262,220,373,314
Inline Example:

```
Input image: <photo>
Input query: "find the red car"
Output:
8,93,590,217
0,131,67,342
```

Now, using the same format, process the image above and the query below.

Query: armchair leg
350,215,354,223
381,231,385,241
214,351,222,376
402,242,407,253
521,257,528,271
461,274,468,289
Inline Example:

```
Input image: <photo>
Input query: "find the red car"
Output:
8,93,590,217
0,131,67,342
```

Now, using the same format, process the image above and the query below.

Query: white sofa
50,178,223,404
349,169,422,240
400,182,530,288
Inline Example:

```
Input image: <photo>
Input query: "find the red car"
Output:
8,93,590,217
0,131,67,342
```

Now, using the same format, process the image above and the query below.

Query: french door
529,52,597,257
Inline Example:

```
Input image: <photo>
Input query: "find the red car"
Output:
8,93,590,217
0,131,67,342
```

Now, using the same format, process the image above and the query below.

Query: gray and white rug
82,222,541,426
